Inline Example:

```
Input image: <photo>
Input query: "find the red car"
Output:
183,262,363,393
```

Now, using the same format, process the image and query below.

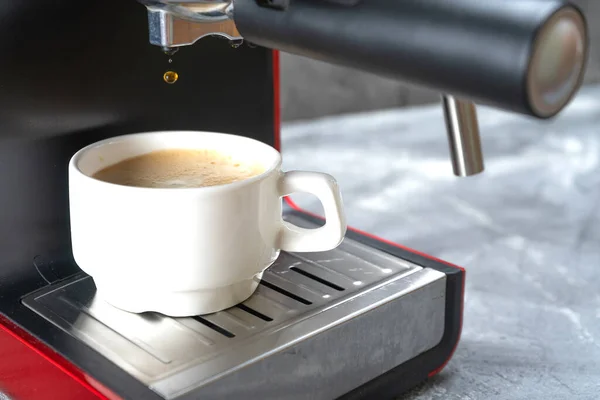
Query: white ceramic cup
69,131,346,317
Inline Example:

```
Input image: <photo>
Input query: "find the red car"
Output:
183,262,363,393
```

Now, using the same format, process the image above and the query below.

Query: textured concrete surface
281,0,600,121
281,84,600,399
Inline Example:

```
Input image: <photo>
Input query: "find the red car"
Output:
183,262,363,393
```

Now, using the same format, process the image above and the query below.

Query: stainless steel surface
442,95,484,177
193,271,445,400
143,1,240,48
23,214,447,400
528,7,587,117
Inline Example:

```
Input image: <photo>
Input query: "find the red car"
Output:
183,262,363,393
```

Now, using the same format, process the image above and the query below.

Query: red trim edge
284,197,464,378
0,314,120,400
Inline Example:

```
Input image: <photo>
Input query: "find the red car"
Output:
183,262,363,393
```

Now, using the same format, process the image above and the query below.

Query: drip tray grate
23,216,447,400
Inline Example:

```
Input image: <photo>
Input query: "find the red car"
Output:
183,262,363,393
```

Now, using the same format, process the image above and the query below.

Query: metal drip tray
23,217,447,400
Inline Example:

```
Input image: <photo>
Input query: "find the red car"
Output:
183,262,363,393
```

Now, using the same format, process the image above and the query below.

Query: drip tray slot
23,216,447,400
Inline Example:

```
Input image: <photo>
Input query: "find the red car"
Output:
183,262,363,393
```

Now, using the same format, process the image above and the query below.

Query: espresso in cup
70,131,346,317
92,149,265,189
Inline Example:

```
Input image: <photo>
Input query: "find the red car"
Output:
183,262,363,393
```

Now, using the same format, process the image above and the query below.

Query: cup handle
277,171,347,252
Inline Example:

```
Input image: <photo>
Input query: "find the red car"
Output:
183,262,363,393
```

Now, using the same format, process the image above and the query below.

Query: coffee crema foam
92,149,265,188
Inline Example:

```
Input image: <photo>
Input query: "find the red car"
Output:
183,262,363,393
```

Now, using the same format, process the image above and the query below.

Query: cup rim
69,130,282,193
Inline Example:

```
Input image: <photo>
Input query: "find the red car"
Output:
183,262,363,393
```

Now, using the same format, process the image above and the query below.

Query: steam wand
442,96,484,177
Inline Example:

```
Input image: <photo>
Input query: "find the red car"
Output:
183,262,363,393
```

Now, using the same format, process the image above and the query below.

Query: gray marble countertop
281,85,600,400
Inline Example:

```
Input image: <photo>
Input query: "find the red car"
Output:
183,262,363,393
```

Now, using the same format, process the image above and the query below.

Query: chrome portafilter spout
139,0,589,177
143,0,241,51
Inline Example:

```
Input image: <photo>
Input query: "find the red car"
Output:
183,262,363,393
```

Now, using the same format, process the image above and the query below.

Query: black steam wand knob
234,0,588,119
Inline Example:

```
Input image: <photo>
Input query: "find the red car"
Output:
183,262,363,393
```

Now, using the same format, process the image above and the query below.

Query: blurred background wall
280,0,599,122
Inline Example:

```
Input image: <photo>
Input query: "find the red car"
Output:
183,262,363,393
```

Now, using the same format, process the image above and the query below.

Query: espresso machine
0,1,588,399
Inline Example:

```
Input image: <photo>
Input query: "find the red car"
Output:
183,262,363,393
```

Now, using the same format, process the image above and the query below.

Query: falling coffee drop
164,71,179,84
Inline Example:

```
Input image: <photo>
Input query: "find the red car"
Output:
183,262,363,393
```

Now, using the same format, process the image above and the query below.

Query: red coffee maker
0,1,588,399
